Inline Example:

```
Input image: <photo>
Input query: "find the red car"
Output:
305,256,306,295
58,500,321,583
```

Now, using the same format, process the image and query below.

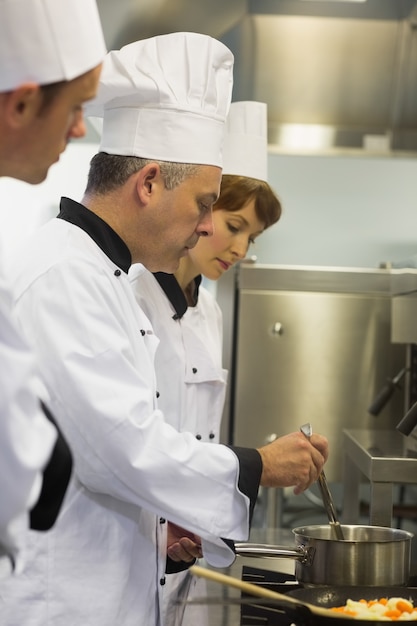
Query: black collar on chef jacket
57,197,132,274
153,272,202,320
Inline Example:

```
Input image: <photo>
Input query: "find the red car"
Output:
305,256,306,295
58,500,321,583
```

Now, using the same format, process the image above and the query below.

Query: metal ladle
300,423,345,540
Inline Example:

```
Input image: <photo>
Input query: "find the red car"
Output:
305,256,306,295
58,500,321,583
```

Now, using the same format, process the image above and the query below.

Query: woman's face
187,197,265,280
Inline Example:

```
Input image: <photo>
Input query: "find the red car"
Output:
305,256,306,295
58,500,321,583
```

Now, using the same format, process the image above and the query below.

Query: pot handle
234,542,315,566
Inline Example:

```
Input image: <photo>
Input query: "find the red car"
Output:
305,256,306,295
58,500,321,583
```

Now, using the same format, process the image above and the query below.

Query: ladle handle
317,473,341,528
299,423,345,540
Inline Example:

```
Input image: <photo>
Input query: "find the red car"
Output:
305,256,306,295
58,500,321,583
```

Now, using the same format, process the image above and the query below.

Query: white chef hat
222,101,268,182
85,32,234,167
0,0,106,92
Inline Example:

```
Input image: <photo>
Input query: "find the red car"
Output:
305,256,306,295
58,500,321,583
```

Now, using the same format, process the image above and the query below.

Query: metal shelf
342,428,417,527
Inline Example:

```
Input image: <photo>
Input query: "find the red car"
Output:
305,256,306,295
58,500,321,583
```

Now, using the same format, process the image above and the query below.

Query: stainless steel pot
234,524,413,587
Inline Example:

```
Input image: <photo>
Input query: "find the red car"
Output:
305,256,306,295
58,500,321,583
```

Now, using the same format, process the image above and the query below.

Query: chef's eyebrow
200,191,219,205
228,214,249,226
228,214,264,236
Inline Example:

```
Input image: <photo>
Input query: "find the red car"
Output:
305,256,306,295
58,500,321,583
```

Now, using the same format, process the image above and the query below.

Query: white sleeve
13,258,252,551
0,274,57,553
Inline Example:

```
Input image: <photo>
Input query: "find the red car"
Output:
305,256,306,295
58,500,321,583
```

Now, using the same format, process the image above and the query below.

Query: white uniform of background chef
0,0,105,576
129,101,272,626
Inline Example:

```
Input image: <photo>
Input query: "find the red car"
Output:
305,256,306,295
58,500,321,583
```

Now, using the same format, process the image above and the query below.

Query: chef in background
0,33,328,626
130,100,282,625
0,0,106,576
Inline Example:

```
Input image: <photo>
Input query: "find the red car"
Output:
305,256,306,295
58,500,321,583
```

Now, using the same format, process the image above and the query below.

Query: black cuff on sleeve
221,537,235,552
29,402,73,531
227,446,262,525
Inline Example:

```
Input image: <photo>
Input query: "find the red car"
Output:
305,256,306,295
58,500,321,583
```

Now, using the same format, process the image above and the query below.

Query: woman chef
129,101,282,625
0,0,105,576
0,34,328,626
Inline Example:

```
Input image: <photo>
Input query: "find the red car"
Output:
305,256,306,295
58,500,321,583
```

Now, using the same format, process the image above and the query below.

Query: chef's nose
196,211,214,237
232,236,249,259
68,110,87,140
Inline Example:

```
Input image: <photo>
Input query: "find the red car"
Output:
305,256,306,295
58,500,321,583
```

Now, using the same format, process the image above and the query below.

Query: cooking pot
190,564,417,625
234,524,413,587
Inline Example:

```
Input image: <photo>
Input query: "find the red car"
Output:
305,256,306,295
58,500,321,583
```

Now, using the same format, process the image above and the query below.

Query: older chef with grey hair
0,32,328,626
129,99,283,626
0,0,105,577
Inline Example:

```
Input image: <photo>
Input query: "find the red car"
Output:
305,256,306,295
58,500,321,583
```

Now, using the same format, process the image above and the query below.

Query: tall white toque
222,101,268,182
0,0,106,91
85,32,235,167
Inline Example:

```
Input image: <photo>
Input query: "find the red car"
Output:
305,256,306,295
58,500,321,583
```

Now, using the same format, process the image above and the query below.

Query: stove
240,566,300,625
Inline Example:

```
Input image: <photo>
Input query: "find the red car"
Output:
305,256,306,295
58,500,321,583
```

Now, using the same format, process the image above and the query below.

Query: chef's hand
257,431,329,495
166,522,203,563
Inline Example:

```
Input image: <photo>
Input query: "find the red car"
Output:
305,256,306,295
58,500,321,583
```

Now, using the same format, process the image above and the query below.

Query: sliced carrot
384,609,402,618
379,597,388,605
330,607,357,616
396,599,414,613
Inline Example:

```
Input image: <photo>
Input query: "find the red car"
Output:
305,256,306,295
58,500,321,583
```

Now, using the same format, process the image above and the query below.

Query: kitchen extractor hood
94,0,417,154
95,0,247,50
225,0,417,153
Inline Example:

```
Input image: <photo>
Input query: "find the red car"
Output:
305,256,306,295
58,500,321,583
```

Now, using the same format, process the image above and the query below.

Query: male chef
0,33,328,625
0,0,106,576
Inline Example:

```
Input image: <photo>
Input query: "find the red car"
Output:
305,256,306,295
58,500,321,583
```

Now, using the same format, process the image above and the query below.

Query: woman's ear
3,83,41,128
135,162,161,204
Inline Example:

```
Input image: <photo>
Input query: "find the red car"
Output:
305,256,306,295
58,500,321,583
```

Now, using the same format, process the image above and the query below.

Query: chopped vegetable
331,596,417,620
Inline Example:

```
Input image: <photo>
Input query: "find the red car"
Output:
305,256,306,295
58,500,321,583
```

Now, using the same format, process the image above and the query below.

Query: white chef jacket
0,197,262,626
129,268,228,626
0,269,57,573
129,268,227,441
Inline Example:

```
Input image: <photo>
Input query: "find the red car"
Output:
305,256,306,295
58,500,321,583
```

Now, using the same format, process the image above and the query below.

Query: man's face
9,63,102,184
136,165,222,273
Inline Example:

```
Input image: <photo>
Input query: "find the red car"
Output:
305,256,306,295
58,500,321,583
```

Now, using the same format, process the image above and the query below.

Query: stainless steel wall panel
229,266,406,481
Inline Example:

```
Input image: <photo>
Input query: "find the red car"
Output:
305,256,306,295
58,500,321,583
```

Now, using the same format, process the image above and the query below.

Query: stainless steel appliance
392,269,417,453
218,263,406,482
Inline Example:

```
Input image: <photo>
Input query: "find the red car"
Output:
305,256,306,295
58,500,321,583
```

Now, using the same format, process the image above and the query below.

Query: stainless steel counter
342,428,417,527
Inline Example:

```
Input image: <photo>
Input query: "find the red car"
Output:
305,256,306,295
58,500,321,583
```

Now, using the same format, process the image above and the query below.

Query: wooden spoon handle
190,564,289,600
189,565,340,619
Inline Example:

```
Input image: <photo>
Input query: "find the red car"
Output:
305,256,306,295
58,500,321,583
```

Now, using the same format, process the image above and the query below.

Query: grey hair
85,152,200,195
